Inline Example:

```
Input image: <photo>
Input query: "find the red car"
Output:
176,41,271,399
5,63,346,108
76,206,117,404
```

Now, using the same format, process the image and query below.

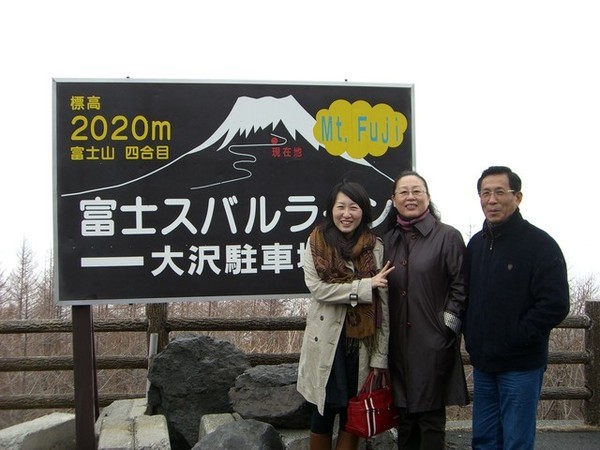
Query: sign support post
72,305,98,449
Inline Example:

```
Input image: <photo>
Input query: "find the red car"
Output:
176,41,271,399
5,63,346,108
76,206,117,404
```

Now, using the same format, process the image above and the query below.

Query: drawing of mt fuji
191,95,321,153
62,95,390,197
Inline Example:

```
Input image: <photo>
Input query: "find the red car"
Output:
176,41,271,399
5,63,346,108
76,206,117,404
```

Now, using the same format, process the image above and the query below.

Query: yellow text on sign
313,99,408,159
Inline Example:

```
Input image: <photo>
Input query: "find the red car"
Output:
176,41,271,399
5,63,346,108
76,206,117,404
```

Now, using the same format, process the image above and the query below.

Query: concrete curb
0,412,76,450
96,398,170,450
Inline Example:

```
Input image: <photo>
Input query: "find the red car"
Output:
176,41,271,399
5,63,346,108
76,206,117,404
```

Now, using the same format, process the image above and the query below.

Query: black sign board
53,79,414,304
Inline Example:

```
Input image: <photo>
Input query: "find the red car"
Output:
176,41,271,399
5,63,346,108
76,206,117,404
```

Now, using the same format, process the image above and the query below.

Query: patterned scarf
309,226,381,354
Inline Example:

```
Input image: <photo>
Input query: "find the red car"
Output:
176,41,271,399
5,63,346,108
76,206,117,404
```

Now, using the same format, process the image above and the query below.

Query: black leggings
310,403,349,434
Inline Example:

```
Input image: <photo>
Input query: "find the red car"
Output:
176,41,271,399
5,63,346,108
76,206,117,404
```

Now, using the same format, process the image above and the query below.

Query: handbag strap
361,369,391,394
360,370,376,394
377,370,391,388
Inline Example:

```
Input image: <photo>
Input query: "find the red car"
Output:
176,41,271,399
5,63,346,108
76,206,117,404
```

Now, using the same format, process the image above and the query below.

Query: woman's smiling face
332,192,363,236
392,174,430,219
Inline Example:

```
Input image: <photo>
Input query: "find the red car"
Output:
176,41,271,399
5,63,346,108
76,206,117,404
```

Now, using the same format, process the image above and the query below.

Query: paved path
446,429,600,449
445,420,600,449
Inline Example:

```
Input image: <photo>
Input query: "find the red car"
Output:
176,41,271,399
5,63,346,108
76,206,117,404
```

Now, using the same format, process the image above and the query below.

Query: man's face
479,174,522,224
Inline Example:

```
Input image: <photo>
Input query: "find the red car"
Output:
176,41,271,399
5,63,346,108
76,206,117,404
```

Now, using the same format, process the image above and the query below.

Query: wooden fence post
146,303,169,353
584,299,600,426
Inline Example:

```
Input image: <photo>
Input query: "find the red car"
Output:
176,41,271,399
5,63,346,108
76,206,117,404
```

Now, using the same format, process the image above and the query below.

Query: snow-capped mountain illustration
192,95,321,153
62,95,391,197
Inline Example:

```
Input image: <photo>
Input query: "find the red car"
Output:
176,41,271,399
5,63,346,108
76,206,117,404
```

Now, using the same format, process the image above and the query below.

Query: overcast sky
0,1,598,282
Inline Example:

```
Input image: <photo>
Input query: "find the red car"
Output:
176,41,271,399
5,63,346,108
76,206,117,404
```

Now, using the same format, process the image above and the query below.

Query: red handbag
345,370,399,438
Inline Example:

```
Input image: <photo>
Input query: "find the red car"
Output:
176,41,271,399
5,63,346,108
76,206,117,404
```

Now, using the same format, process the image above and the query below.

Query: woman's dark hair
384,170,440,231
476,166,522,193
320,180,373,253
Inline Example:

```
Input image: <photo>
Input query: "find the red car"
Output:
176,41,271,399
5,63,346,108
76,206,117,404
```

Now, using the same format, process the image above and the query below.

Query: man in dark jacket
464,166,570,450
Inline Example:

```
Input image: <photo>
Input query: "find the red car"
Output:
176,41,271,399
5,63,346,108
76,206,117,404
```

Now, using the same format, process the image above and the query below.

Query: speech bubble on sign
313,99,408,159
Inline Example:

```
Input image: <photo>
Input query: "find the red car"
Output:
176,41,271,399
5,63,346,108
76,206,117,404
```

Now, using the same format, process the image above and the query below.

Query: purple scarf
396,209,430,231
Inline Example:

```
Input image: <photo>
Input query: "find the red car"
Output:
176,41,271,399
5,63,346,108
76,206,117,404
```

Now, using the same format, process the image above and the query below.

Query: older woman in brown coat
383,171,468,450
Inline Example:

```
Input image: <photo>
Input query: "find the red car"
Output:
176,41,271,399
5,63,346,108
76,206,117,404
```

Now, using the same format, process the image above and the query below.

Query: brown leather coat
383,213,468,413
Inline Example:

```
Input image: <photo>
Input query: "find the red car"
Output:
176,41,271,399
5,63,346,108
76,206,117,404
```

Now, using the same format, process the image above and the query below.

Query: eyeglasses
394,188,427,198
478,188,515,200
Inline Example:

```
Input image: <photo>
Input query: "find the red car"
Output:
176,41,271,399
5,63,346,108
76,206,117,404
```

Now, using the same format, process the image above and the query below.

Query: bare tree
0,242,44,427
0,267,7,314
7,240,39,322
34,250,66,319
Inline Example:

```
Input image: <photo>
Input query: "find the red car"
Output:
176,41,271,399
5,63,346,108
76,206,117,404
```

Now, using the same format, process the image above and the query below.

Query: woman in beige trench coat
297,181,393,450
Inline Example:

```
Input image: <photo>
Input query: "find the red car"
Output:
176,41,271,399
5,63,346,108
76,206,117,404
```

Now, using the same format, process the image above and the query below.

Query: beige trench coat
296,236,390,415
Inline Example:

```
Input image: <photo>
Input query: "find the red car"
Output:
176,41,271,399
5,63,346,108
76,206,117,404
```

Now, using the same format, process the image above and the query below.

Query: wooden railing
0,300,598,425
